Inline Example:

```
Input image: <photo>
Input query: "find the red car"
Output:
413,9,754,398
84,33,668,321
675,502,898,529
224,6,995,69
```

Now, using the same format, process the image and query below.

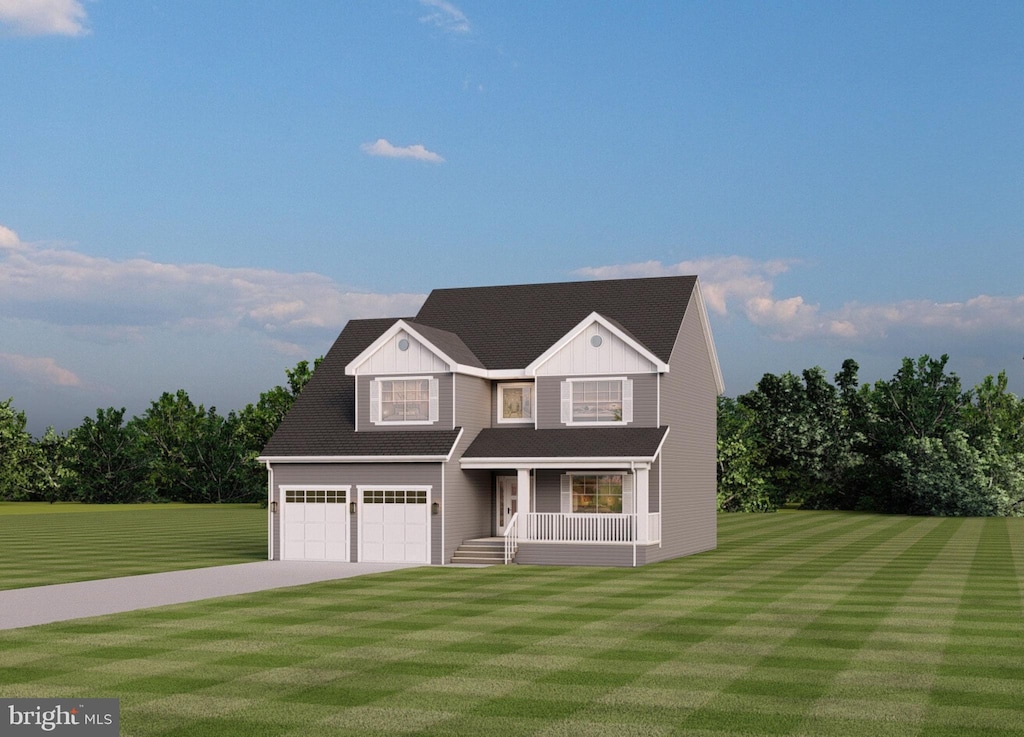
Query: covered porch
460,426,668,564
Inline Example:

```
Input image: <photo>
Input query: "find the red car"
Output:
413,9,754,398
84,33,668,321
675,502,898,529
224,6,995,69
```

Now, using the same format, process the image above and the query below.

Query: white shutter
369,380,380,423
560,381,572,424
428,378,439,422
622,473,634,515
622,379,633,424
560,475,572,514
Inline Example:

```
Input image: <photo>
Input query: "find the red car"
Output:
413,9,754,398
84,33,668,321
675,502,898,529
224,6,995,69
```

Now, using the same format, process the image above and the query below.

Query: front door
495,476,517,535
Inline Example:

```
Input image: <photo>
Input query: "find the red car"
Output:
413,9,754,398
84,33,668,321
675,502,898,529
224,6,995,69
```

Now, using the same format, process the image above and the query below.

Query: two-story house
259,275,723,566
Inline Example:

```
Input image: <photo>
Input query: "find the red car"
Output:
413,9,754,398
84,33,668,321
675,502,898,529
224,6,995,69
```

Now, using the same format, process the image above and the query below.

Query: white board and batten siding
532,322,658,376
350,330,449,375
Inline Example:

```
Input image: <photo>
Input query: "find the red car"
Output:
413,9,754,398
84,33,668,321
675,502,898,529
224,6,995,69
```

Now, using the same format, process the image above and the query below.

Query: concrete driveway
0,561,421,630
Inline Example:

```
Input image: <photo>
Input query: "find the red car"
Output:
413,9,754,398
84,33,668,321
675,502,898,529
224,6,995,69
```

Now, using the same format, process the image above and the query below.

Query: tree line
0,359,320,504
718,355,1024,516
3,352,1022,515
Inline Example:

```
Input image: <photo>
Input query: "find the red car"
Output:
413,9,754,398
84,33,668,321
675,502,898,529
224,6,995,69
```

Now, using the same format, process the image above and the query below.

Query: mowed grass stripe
0,504,266,590
1,512,1023,736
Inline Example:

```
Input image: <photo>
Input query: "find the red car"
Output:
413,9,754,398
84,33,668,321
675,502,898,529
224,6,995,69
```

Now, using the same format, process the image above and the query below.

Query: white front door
495,476,517,535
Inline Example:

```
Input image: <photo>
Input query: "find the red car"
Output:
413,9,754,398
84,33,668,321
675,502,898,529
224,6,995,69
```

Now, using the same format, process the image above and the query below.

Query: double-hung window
497,382,533,424
560,377,633,425
369,376,439,425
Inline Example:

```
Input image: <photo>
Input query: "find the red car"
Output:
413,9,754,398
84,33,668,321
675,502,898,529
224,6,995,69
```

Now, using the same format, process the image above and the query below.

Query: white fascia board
692,279,726,395
460,456,658,470
344,320,453,376
258,455,451,464
525,311,669,375
344,319,494,378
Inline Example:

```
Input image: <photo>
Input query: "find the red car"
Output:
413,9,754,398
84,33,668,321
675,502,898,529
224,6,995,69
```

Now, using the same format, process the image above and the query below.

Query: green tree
134,390,252,503
66,407,150,503
716,396,778,511
0,398,37,500
737,365,861,508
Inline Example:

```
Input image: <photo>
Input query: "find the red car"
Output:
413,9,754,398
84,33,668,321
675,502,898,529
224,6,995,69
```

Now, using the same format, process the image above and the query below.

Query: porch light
432,501,440,516
270,501,278,514
350,501,357,515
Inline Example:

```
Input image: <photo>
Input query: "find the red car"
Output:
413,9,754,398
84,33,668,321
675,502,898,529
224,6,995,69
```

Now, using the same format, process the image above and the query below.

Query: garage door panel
282,488,349,561
360,488,430,564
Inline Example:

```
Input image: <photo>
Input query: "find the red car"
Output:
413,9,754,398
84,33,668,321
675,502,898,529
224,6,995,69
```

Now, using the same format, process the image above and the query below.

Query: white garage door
283,488,349,561
360,488,430,564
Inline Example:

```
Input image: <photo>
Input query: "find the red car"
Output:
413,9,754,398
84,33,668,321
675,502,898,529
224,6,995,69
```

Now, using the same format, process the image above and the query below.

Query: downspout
440,461,445,566
265,461,274,561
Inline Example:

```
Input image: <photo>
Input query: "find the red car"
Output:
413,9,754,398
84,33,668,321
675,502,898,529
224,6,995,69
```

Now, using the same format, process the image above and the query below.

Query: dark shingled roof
262,276,695,458
413,276,695,369
462,427,669,460
262,317,459,458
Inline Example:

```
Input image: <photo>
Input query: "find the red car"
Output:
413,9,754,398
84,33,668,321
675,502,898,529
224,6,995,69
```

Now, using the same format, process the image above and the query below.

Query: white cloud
573,257,1024,342
0,352,82,387
0,0,88,36
0,224,427,344
419,0,470,34
361,138,445,163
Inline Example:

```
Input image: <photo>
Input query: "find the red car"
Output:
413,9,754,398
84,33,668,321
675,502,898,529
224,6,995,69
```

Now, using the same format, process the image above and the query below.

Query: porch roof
460,426,669,469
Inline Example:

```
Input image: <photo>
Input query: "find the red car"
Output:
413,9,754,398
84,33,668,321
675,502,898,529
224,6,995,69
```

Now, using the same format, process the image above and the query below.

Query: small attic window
590,335,603,347
398,338,410,351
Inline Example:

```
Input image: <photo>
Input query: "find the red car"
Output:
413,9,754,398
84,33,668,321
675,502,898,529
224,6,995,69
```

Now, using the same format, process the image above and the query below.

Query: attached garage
282,487,349,561
359,487,430,564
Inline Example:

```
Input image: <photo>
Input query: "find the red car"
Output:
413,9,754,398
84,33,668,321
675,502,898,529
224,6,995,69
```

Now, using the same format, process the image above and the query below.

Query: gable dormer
345,319,485,377
526,312,668,377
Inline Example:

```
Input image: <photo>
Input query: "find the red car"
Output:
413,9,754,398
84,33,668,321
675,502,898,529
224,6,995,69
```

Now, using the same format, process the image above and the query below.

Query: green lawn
2,511,1023,736
0,503,267,589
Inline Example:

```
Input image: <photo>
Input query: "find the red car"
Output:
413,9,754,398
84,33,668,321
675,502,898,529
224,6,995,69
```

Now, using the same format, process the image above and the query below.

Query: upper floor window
497,382,533,424
561,377,633,425
370,376,438,425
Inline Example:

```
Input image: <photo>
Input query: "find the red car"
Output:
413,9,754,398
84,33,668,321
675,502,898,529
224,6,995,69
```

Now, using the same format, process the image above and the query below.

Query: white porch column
634,464,650,544
517,467,531,539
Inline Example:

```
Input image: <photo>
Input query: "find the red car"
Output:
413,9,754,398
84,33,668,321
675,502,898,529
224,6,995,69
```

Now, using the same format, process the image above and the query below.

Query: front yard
0,503,266,590
1,509,1022,735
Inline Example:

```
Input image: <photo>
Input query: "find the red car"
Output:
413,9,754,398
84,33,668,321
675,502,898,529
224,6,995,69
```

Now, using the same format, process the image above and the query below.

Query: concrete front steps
451,537,516,565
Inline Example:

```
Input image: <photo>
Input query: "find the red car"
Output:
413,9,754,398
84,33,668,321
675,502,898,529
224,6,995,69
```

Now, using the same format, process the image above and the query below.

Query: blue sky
2,1,1022,435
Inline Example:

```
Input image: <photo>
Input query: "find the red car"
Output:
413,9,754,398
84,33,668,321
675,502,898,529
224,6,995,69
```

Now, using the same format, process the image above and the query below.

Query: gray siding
535,374,659,429
515,542,662,567
269,462,443,563
442,373,494,562
355,374,454,431
648,302,718,563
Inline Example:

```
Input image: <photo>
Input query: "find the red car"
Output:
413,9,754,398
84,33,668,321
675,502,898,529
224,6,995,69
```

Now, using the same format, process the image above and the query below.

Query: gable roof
344,318,486,376
412,275,697,369
262,317,460,459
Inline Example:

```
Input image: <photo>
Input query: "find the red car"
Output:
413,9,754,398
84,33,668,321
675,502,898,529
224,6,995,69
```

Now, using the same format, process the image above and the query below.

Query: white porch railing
648,512,661,544
503,512,519,563
523,512,633,543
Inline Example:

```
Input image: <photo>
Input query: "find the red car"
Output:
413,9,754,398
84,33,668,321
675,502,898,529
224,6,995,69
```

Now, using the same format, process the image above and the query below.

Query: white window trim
562,376,633,426
496,382,535,424
559,473,634,514
370,375,438,426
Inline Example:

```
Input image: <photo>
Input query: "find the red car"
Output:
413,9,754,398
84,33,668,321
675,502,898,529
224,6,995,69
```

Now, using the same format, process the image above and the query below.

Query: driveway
0,561,421,630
